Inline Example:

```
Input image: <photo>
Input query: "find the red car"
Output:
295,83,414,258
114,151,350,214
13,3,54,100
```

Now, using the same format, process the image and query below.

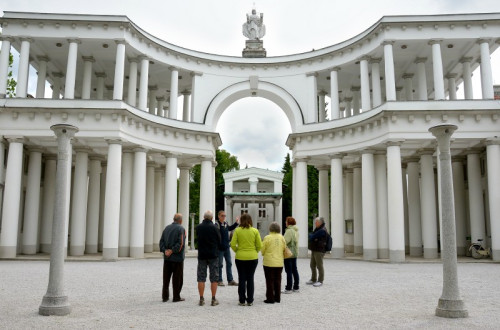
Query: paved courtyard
0,255,499,329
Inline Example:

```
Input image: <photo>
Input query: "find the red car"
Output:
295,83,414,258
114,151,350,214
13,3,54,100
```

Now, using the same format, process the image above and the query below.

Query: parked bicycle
469,239,491,259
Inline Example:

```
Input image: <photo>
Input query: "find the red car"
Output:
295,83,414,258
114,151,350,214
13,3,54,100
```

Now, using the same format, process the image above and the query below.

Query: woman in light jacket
261,222,286,304
283,216,300,293
230,213,262,306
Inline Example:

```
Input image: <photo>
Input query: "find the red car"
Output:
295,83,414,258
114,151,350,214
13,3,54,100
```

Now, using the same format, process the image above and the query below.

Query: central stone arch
203,80,304,132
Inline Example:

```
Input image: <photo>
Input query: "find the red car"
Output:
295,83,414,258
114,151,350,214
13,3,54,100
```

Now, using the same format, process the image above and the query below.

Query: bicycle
469,239,491,259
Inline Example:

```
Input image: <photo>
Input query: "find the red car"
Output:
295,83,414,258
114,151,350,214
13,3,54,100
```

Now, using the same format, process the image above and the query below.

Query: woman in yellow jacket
230,213,262,306
261,222,286,304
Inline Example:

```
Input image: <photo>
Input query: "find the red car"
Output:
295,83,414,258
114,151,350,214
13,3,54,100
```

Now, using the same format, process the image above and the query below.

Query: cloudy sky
2,0,500,170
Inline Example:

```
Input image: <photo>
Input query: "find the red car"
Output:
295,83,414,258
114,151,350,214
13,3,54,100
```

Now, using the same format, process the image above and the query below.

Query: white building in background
0,11,499,261
223,167,283,238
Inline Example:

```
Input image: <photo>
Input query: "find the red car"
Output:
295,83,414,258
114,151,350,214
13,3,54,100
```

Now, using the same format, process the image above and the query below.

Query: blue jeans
218,248,234,282
284,257,300,290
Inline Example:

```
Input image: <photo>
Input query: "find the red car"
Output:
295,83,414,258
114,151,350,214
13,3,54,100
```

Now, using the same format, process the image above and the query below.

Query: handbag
284,246,293,259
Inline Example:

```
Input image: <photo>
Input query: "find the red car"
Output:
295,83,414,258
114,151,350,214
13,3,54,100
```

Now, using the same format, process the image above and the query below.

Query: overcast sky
2,0,500,170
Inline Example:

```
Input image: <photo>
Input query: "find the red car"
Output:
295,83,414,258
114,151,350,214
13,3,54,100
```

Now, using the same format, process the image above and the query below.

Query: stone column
402,165,409,254
102,140,122,260
420,151,438,258
406,158,423,256
295,158,309,257
467,151,486,245
386,142,405,262
460,57,473,100
39,124,78,316
344,97,352,118
64,39,80,99
403,73,414,101
415,57,428,101
305,72,319,123
182,90,191,122
112,40,126,100
36,56,49,98
169,67,179,119
375,153,389,259
148,85,157,115
0,138,24,258
351,86,360,115
127,58,138,106
156,97,165,117
430,124,468,318
486,138,500,261
383,41,396,101
199,157,213,222
330,68,341,119
138,56,149,110
85,156,101,254
21,148,43,254
178,164,191,245
118,151,134,257
317,165,330,230
478,39,494,99
291,162,296,216
40,155,57,253
396,86,403,101
81,56,94,100
15,38,32,98
451,157,467,256
98,163,107,252
164,153,179,224
153,167,164,250
69,149,89,256
429,40,445,100
144,162,155,253
52,72,64,100
330,154,344,258
318,91,327,122
0,36,13,97
95,72,106,100
446,74,457,100
352,164,363,254
190,213,196,250
130,148,147,258
361,151,377,260
370,58,382,107
344,169,354,253
360,57,371,111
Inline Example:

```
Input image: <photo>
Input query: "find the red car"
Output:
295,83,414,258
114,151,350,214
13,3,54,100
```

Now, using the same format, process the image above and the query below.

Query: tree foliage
281,153,293,228
7,53,16,97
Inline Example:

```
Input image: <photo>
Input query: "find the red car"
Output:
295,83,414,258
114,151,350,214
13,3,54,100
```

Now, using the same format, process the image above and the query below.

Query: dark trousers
162,260,183,301
263,266,283,303
284,257,300,290
235,259,258,304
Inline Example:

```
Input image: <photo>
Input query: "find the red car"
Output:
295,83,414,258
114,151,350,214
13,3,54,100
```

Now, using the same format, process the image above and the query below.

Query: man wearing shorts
196,210,221,306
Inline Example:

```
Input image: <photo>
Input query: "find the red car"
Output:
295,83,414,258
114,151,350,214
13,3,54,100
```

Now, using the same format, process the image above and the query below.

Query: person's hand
165,249,173,257
236,217,240,224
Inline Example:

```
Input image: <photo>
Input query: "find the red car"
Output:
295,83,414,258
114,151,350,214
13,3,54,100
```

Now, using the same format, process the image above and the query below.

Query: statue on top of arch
242,6,266,40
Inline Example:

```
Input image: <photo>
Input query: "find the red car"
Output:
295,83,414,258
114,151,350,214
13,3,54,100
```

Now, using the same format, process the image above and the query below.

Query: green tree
281,153,293,228
6,53,16,97
307,165,319,231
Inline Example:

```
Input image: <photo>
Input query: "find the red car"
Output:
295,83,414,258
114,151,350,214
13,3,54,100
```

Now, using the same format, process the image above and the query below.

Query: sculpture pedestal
243,40,266,58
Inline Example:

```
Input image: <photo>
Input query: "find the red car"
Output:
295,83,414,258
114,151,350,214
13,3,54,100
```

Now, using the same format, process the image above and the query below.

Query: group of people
159,210,330,306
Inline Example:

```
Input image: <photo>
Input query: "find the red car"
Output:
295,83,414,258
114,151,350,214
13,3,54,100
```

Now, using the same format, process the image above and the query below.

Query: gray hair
173,213,182,223
204,210,213,220
269,222,281,233
315,217,325,225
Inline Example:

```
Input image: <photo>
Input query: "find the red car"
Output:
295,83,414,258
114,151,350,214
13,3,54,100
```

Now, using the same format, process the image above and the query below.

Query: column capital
459,57,473,64
82,56,95,63
465,148,483,155
104,138,122,145
27,146,45,153
405,156,420,163
50,124,79,138
164,151,181,158
477,38,491,44
414,57,427,64
344,96,353,102
330,66,341,72
396,86,403,92
328,153,345,159
417,148,435,156
19,37,34,43
293,156,309,163
369,57,382,64
95,71,107,78
146,161,156,167
402,73,414,79
212,160,218,167
44,154,58,161
315,164,330,171
148,85,158,91
350,86,360,92
318,90,328,96
0,35,14,42
359,55,371,62
73,146,91,153
306,71,318,77
178,163,193,170
156,96,165,101
351,162,361,169
445,73,457,79
428,39,442,45
128,57,139,63
190,71,203,77
67,38,81,44
5,136,25,143
386,139,405,147
181,89,191,96
451,156,466,163
381,40,395,46
484,137,500,146
37,55,50,62
114,39,127,45
89,155,105,161
360,149,376,154
169,66,179,72
52,72,64,78
138,55,149,61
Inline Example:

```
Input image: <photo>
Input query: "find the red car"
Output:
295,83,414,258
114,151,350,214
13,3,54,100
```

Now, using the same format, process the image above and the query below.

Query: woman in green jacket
230,213,262,306
261,222,286,304
283,216,300,293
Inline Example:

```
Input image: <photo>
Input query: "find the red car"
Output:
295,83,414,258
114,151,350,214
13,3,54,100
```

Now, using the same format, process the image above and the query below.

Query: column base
98,243,103,252
354,246,363,254
22,245,37,255
424,248,438,259
344,244,354,253
363,249,377,260
85,244,98,254
389,250,405,263
118,246,129,257
102,248,118,261
130,247,144,258
492,249,500,262
298,247,309,258
409,246,423,257
39,294,71,316
331,247,344,258
0,246,17,258
144,244,153,253
69,246,85,256
40,243,51,253
378,248,389,259
153,245,160,252
435,298,468,318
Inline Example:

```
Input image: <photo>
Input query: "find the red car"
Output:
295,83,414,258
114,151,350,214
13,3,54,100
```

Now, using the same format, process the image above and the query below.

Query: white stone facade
0,12,499,261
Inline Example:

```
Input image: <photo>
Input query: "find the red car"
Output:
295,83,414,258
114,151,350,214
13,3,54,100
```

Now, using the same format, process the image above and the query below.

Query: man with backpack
307,217,329,287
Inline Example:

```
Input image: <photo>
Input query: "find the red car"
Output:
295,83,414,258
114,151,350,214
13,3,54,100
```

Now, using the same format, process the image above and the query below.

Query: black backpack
324,231,333,252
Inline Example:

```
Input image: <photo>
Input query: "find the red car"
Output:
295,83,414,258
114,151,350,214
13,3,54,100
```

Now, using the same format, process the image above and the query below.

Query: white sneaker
313,282,323,287
306,280,314,285
282,289,293,294
293,289,300,293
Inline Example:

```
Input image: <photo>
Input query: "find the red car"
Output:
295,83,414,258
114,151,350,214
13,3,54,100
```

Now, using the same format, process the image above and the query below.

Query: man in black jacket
307,217,327,287
215,210,239,286
159,213,186,302
196,210,221,306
